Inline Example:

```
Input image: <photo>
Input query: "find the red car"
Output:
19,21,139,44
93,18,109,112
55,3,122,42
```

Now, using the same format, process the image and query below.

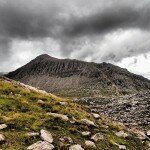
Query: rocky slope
0,76,150,150
6,54,150,97
75,91,150,130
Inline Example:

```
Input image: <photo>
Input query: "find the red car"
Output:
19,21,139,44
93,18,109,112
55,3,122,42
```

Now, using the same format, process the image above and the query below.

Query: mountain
6,54,150,97
1,76,149,149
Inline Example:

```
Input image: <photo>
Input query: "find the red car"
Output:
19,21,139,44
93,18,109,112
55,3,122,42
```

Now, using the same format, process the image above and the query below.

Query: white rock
0,134,5,142
115,131,128,138
0,124,7,130
59,136,73,144
40,129,53,143
82,131,91,136
91,133,104,142
37,100,45,104
47,113,69,121
146,130,150,137
27,141,54,150
85,140,96,148
91,113,100,119
69,144,84,150
118,144,126,150
59,102,68,106
81,119,96,126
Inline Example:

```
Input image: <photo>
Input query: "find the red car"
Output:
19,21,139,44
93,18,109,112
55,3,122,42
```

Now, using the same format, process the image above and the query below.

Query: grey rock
69,144,84,150
40,129,53,143
0,124,7,130
91,133,104,142
85,140,96,149
47,113,69,121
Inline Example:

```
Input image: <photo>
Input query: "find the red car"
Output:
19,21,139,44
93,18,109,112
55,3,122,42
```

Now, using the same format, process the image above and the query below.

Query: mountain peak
35,54,58,61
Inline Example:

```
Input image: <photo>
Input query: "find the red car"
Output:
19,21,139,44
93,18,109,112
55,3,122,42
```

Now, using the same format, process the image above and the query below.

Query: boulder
115,131,128,138
59,102,68,106
82,131,91,136
59,136,73,144
91,133,104,142
69,144,84,150
37,100,45,104
40,129,53,143
118,144,126,150
85,140,96,149
0,124,7,130
91,113,100,119
27,141,54,150
81,119,96,127
47,113,69,121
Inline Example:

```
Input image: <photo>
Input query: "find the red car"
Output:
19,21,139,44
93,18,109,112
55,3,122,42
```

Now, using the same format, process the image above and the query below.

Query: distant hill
6,54,150,97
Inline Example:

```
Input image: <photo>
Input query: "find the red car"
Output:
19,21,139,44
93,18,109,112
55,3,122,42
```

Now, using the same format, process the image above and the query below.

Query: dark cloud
0,0,150,74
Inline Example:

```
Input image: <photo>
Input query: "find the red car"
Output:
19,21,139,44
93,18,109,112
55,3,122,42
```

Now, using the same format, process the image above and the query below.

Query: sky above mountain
0,0,150,79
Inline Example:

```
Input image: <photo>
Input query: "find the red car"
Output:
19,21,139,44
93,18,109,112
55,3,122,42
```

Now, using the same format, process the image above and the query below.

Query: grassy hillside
0,76,148,150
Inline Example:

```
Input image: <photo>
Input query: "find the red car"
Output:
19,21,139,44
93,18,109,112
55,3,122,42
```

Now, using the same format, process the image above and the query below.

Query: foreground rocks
47,112,69,121
85,140,96,149
69,144,84,150
0,134,5,143
40,129,53,143
27,141,54,150
0,124,7,130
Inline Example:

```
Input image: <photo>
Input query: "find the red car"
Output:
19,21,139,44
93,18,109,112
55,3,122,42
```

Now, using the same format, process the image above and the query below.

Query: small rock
81,119,96,127
115,131,128,138
146,130,150,137
118,144,126,150
82,131,91,136
0,134,5,142
27,132,39,137
91,113,100,119
27,141,54,150
59,102,68,106
47,113,69,121
0,124,7,130
69,144,84,150
37,100,45,104
40,129,53,143
91,133,104,142
135,130,147,140
59,136,73,144
85,140,96,149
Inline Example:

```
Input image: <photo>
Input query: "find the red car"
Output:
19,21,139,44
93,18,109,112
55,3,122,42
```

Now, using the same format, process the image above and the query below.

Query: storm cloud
0,0,150,78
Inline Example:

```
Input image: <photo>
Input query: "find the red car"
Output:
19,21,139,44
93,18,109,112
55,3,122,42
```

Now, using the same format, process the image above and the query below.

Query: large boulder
69,144,84,150
47,113,69,121
27,141,54,150
40,129,53,143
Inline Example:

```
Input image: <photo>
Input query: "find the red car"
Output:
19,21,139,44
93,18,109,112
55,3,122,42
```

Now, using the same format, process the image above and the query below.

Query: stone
81,119,96,126
27,141,54,150
85,140,96,149
69,144,84,150
81,131,91,136
91,133,104,142
59,136,73,144
91,113,100,119
37,100,45,104
47,113,69,121
40,129,53,143
146,130,150,137
0,124,7,130
59,102,68,106
118,144,126,150
115,131,128,138
27,132,39,137
0,134,5,142
135,130,147,140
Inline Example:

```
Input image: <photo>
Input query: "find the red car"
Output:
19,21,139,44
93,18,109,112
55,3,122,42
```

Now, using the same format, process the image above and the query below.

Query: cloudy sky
0,0,150,79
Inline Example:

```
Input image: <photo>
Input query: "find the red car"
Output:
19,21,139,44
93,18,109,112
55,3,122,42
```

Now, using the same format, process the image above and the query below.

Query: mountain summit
6,54,150,96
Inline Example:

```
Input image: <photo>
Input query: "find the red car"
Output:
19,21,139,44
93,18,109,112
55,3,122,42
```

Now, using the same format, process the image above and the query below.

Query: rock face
40,129,53,143
69,144,84,150
27,141,54,150
6,54,150,96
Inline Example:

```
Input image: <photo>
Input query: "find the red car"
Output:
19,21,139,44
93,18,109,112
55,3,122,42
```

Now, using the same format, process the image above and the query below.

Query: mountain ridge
6,54,150,97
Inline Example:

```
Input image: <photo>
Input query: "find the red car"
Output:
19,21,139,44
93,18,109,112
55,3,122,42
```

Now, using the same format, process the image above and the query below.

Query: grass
0,77,146,149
